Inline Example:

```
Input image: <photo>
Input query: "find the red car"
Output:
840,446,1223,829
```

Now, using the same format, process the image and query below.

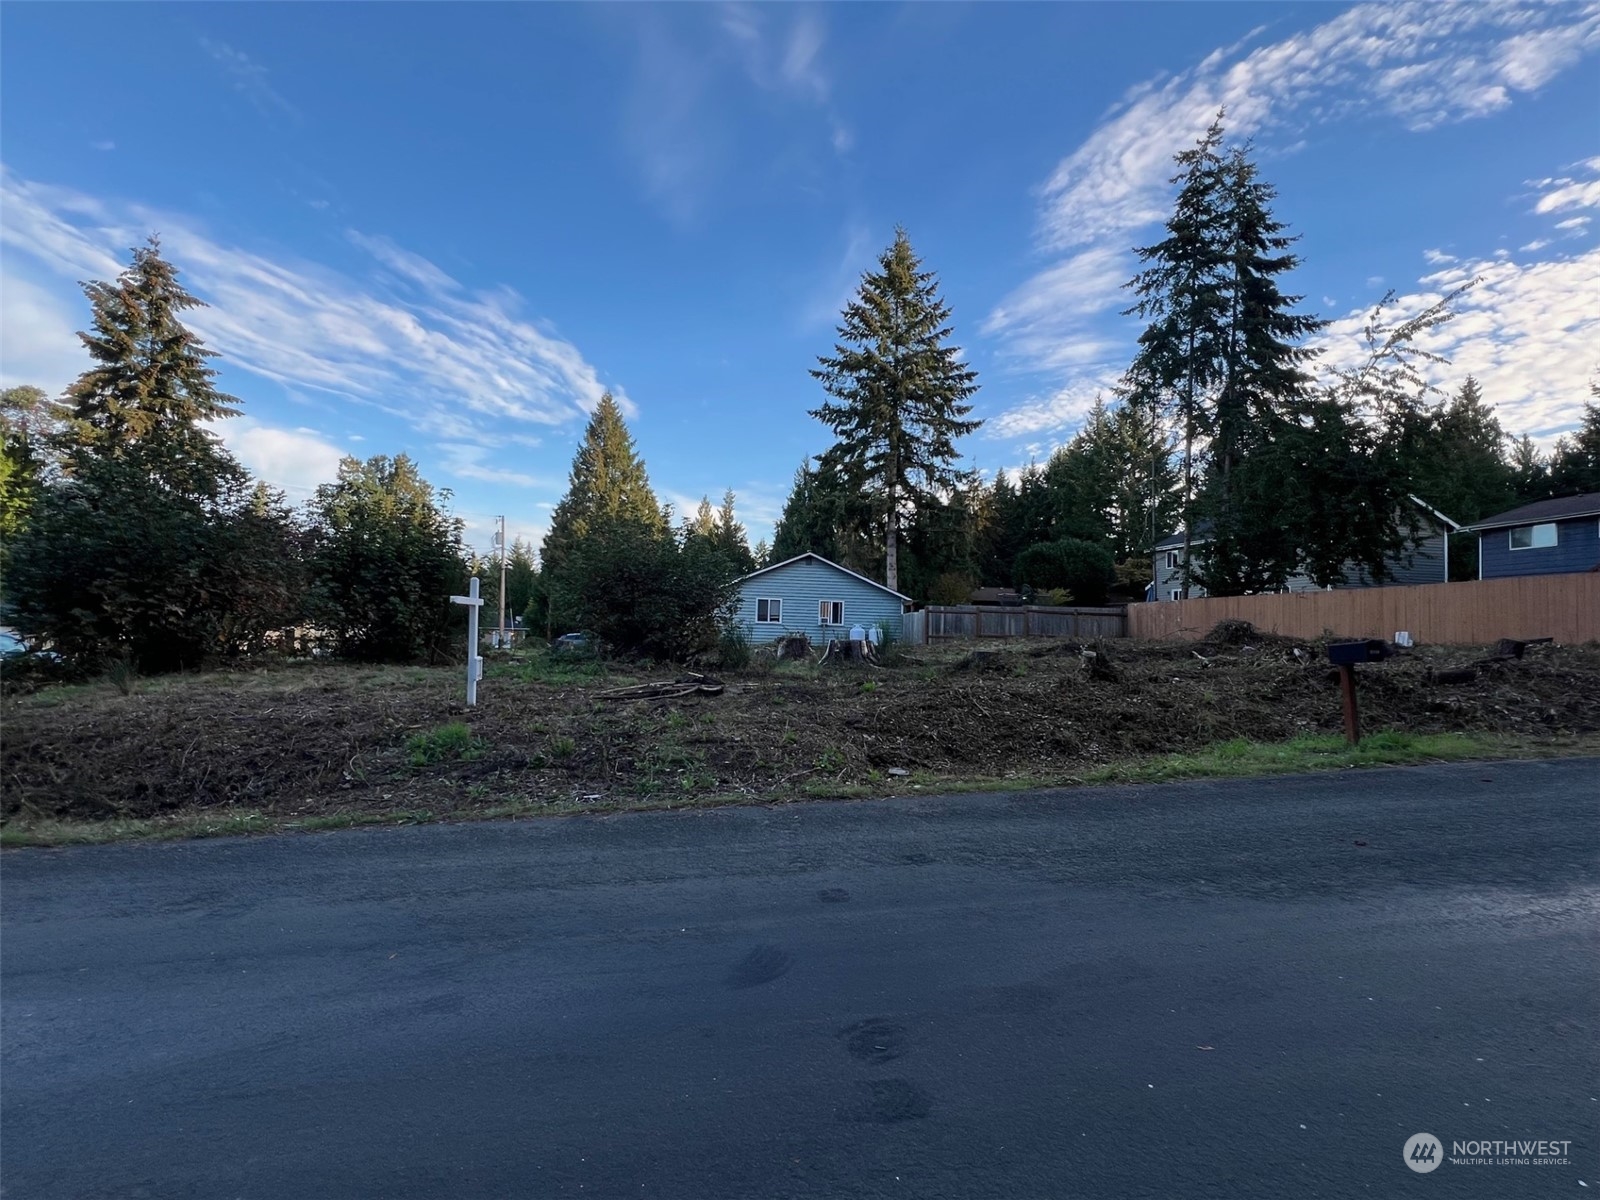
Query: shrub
1013,538,1115,606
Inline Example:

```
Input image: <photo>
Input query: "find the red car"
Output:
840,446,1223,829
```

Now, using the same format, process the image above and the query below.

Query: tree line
769,114,1599,602
0,238,764,671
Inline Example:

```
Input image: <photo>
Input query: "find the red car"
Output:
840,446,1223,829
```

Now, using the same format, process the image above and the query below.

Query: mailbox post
1326,639,1393,745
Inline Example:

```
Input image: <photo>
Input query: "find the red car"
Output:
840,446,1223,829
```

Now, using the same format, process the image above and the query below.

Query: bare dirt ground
6,623,1599,830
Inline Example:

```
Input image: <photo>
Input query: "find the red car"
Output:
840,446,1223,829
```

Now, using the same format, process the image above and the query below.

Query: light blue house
734,553,911,644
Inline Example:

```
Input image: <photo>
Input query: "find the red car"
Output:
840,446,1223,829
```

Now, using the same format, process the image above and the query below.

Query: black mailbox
1327,639,1392,666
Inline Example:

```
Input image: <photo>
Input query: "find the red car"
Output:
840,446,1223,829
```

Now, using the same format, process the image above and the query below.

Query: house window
1169,588,1183,602
1165,551,1179,570
756,598,783,623
1509,523,1557,550
819,600,844,626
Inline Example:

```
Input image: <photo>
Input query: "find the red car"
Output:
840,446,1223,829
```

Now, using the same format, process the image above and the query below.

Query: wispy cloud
981,1,1600,442
624,5,850,223
199,37,299,121
1034,3,1599,256
89,140,115,152
0,169,628,450
1529,156,1600,216
1317,246,1600,442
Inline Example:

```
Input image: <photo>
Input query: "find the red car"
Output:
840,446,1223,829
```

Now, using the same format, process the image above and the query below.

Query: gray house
1151,497,1458,600
734,553,911,644
1466,493,1600,579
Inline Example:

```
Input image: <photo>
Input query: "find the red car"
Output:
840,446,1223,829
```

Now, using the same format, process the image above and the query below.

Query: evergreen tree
768,459,873,570
714,489,756,574
1,386,54,551
810,228,981,592
4,243,292,671
305,455,467,663
1508,434,1551,502
540,393,664,582
504,538,539,624
1123,115,1230,591
59,237,241,497
1548,394,1600,496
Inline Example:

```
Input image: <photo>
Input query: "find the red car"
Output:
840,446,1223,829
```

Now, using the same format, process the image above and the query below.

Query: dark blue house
1467,492,1600,579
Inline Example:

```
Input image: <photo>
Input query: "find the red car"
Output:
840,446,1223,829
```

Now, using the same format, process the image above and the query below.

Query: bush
1012,538,1115,606
549,520,741,661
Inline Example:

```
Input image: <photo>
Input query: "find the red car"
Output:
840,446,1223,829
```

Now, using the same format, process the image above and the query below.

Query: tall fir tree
810,228,981,593
540,393,665,583
60,237,241,497
1192,142,1325,594
1123,115,1230,592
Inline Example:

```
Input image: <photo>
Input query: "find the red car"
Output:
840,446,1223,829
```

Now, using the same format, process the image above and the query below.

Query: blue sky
3,2,1596,555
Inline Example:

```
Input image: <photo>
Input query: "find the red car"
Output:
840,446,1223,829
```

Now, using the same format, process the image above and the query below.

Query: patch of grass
549,735,577,760
488,650,610,685
1075,731,1519,787
405,722,483,768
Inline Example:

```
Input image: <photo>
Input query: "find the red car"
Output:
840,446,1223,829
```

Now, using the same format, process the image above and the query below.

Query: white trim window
756,598,783,623
1508,523,1557,550
1165,551,1179,570
819,600,844,626
1169,588,1183,602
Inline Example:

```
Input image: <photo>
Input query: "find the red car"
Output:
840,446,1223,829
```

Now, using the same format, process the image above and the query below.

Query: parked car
550,631,597,655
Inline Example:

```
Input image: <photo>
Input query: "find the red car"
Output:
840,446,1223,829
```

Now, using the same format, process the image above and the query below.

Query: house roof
1465,492,1600,532
737,552,913,602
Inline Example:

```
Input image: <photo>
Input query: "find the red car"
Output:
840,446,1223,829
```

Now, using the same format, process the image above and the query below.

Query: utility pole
495,515,507,648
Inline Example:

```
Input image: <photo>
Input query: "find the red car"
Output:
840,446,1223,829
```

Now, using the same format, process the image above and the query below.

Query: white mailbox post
449,576,485,706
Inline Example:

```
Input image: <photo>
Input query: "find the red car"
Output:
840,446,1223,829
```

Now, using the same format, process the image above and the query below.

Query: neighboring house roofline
737,552,913,602
1406,494,1463,532
1465,492,1600,532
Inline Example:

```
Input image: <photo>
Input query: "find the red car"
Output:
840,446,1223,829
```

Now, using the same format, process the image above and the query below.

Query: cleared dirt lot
6,624,1598,833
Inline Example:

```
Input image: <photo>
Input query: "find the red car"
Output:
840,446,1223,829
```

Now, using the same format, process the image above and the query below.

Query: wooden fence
904,604,1126,645
1125,573,1600,646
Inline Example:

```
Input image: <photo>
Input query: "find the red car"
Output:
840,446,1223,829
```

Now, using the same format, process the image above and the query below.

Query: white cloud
0,169,628,448
214,418,347,499
437,442,550,489
0,272,84,394
981,245,1130,370
1317,247,1600,441
988,377,1116,440
89,140,115,152
1531,158,1600,215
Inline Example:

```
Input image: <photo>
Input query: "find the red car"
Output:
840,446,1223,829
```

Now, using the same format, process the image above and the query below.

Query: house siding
735,558,906,644
1478,517,1600,579
1151,526,1449,599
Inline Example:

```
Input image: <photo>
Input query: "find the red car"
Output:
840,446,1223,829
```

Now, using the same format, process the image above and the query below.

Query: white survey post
449,576,485,706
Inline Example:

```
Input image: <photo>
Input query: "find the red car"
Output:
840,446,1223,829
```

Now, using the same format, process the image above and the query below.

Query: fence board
913,605,1126,644
1125,574,1600,646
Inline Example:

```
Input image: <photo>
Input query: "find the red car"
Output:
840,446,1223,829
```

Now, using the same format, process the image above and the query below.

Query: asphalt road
3,759,1597,1199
